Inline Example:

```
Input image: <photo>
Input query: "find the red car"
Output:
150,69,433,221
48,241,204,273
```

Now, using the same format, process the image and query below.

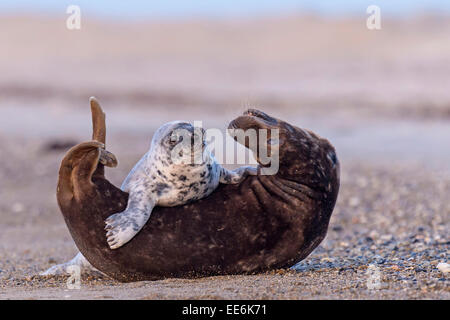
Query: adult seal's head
230,109,339,200
56,100,340,282
229,108,340,258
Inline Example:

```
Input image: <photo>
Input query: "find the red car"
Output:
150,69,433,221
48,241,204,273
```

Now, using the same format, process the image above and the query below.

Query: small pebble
437,263,449,274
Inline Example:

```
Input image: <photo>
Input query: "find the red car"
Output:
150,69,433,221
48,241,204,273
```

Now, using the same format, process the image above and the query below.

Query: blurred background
1,1,449,166
0,1,448,298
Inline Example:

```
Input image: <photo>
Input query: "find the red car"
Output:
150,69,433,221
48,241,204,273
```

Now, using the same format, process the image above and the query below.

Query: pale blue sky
1,0,449,19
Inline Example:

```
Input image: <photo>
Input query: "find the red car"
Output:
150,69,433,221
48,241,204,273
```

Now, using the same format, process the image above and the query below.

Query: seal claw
105,213,137,249
99,149,118,168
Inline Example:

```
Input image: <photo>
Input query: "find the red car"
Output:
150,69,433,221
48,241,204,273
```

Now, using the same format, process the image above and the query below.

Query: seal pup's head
229,109,339,195
149,121,206,166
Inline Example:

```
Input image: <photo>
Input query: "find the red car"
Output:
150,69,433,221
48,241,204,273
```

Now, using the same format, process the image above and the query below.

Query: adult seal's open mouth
54,100,340,282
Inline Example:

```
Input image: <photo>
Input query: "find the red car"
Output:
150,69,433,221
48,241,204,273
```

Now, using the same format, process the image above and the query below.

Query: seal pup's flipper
219,166,258,184
104,186,156,249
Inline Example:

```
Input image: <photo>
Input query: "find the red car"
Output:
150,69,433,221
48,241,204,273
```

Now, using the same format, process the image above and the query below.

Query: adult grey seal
105,120,256,249
43,98,340,281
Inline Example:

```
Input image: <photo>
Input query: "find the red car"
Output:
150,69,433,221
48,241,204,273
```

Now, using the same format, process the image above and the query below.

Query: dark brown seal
57,101,340,282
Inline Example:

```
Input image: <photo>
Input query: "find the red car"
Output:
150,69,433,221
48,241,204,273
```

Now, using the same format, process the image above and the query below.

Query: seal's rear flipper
90,96,106,144
58,141,104,203
57,98,120,205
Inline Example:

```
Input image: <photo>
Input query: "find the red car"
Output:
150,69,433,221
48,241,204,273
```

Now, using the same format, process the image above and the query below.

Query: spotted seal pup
105,121,257,249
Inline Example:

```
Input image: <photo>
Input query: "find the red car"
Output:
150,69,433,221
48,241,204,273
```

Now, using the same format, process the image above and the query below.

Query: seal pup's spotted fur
105,121,256,249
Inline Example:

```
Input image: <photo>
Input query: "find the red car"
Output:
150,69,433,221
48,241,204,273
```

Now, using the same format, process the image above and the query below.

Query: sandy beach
0,14,449,299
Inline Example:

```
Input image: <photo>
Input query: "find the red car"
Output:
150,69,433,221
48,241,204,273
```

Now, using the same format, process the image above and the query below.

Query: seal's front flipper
104,190,155,249
219,166,258,184
99,149,118,168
